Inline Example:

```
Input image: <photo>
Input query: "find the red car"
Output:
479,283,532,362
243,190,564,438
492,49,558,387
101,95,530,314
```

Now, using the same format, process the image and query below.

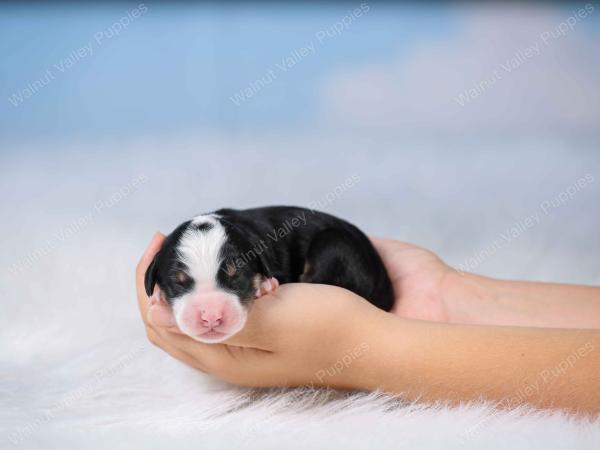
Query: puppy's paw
255,277,279,298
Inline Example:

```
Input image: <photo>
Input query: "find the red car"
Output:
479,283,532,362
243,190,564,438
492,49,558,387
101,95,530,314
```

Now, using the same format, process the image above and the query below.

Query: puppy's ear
144,254,160,297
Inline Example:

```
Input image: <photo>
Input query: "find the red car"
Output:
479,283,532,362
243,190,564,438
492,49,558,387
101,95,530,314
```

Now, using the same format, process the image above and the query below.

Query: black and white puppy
145,206,394,343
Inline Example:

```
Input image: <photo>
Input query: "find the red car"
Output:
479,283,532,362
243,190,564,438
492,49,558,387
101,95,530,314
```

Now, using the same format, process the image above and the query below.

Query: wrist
442,270,550,327
345,309,413,392
441,269,499,325
442,269,600,328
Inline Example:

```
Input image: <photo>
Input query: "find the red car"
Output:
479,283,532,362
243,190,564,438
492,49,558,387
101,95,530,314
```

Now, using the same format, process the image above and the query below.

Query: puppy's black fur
146,206,394,312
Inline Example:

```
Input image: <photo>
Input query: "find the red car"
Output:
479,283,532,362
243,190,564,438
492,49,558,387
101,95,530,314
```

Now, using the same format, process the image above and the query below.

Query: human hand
136,233,392,388
370,237,457,322
136,235,600,412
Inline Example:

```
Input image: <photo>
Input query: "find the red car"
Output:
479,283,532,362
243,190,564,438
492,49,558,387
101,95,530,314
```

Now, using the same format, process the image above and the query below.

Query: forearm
355,313,600,414
445,271,600,329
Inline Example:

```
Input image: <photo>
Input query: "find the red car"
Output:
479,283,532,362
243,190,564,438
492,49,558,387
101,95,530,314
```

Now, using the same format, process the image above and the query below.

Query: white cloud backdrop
321,4,600,134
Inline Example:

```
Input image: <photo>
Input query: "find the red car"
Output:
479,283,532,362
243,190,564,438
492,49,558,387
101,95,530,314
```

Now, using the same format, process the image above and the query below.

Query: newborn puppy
145,206,394,343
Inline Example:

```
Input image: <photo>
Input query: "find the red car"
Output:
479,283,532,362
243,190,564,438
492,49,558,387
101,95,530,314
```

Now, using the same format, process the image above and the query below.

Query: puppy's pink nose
200,309,223,329
178,290,245,341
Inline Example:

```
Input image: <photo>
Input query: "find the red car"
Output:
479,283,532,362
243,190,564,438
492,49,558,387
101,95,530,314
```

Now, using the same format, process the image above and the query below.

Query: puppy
145,206,394,343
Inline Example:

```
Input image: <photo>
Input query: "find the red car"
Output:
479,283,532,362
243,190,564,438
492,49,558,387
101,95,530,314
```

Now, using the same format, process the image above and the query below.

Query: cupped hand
136,233,389,388
370,237,456,322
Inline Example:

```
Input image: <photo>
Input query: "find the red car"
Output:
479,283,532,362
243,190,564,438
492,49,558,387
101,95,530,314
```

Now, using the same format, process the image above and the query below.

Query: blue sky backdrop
1,1,599,142
0,2,599,294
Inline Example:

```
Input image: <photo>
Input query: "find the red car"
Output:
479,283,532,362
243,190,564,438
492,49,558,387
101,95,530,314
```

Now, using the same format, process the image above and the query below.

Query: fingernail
151,231,162,243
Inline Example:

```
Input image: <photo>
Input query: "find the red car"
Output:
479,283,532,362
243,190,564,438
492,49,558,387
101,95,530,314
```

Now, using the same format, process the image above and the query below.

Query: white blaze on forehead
177,215,226,286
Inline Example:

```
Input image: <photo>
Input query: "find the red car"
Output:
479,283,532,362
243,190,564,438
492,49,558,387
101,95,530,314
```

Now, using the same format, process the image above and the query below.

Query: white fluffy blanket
1,136,599,449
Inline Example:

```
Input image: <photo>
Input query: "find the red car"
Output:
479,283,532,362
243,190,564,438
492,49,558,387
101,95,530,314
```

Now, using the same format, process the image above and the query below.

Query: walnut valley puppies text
7,3,148,107
229,3,370,106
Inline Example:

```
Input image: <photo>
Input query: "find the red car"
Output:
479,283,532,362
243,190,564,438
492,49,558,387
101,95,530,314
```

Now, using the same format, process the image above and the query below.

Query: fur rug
1,136,599,449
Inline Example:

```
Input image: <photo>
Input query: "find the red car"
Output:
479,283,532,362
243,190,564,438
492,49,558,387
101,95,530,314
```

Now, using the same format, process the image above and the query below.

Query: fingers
219,293,282,348
136,232,166,324
147,300,186,336
146,305,233,373
147,302,184,333
370,236,429,271
369,236,399,261
369,236,388,247
222,284,317,349
370,235,427,254
145,325,208,372
136,232,166,283
152,323,236,370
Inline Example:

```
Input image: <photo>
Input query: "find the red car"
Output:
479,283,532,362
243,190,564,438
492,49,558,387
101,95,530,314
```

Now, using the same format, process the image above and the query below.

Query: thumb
148,301,178,329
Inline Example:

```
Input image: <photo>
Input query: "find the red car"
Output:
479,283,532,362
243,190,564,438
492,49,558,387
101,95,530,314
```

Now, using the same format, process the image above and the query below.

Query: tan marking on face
225,263,237,277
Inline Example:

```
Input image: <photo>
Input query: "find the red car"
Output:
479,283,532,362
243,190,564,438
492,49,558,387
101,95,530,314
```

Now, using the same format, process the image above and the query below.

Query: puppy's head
144,215,271,343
